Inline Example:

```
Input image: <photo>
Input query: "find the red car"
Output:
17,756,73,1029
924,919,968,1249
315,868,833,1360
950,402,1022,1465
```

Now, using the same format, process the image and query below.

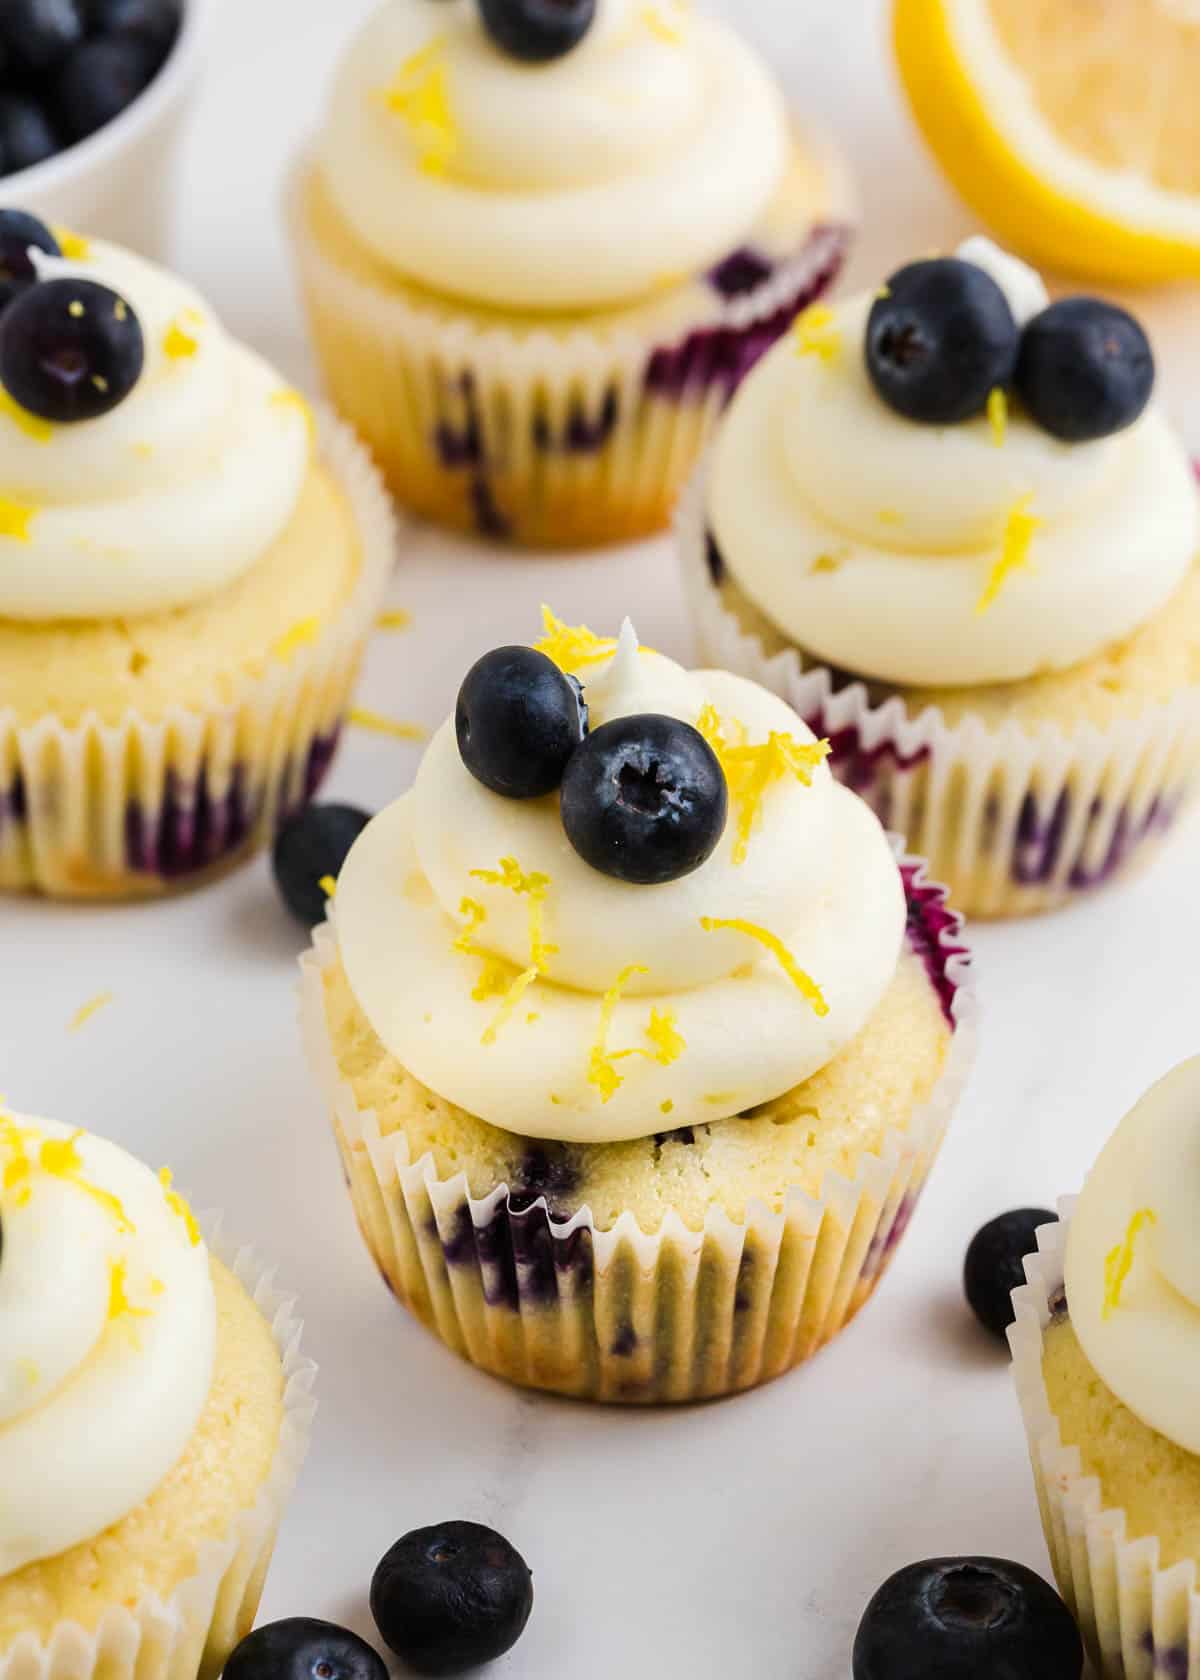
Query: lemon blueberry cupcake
0,210,394,898
0,1106,314,1680
683,237,1200,918
287,0,853,547
1010,1057,1200,1678
300,611,974,1403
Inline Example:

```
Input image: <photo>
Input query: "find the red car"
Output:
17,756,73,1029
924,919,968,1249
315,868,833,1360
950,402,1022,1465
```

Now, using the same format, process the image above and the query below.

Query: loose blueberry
85,0,181,68
854,1557,1083,1680
866,258,1019,425
477,0,595,63
1015,297,1154,442
371,1521,533,1677
0,277,143,421
456,645,587,799
53,34,154,142
964,1207,1057,1340
0,210,60,311
1,0,85,74
0,96,60,177
271,802,371,928
560,713,727,885
224,1618,388,1680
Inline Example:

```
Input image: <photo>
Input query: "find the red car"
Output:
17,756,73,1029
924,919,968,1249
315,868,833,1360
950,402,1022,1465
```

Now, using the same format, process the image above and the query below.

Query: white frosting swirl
0,1112,215,1575
0,240,311,620
316,0,790,311
335,624,905,1144
1065,1056,1200,1455
709,241,1199,688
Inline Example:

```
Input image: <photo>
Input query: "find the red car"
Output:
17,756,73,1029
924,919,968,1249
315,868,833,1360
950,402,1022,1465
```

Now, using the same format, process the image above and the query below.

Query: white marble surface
6,0,1200,1674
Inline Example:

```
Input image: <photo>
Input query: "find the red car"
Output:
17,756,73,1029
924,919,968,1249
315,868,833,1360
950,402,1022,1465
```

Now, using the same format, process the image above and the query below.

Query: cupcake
286,0,853,548
1010,1058,1200,1678
683,237,1200,918
0,210,394,899
0,1106,315,1680
300,611,974,1403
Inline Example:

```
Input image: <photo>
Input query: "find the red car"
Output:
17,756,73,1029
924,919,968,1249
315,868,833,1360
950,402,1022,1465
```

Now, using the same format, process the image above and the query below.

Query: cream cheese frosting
708,239,1199,688
335,619,905,1144
0,239,311,621
0,1111,215,1576
315,0,790,312
1064,1056,1200,1455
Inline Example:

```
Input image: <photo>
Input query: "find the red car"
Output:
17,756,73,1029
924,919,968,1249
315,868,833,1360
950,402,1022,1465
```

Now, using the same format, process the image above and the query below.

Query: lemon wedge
895,0,1200,285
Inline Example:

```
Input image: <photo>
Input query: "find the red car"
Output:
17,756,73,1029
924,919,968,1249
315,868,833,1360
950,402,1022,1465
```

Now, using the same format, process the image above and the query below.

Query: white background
6,2,1200,1675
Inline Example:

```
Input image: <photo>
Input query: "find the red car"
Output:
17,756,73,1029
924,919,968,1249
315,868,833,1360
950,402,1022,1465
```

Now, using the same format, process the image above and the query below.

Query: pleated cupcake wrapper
285,150,851,548
0,1220,317,1680
679,467,1200,919
0,410,396,898
298,846,976,1405
1010,1207,1200,1679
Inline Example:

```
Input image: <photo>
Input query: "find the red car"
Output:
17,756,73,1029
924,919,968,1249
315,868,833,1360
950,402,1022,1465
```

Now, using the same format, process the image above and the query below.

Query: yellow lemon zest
472,956,517,1004
272,616,319,661
644,1008,686,1065
159,1167,202,1246
318,874,338,900
453,896,488,954
383,38,457,176
0,387,52,441
700,918,828,1016
534,605,618,672
163,317,199,359
588,965,649,1102
660,1099,675,1116
698,705,830,865
55,227,90,260
0,493,36,539
987,386,1008,447
639,1,687,43
794,303,841,362
468,861,557,1041
68,990,113,1031
1102,1207,1157,1320
349,706,428,742
977,493,1042,614
108,1258,152,1322
271,387,317,449
376,609,412,631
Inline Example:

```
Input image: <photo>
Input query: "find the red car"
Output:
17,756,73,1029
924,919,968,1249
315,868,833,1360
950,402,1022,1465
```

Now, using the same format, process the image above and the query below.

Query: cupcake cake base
300,853,973,1405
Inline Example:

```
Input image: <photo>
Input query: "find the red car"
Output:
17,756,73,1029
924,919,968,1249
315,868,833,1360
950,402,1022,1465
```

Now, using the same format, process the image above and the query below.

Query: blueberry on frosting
456,644,588,799
866,257,1019,425
1015,297,1154,443
0,208,59,311
477,0,596,63
0,274,144,421
561,713,728,885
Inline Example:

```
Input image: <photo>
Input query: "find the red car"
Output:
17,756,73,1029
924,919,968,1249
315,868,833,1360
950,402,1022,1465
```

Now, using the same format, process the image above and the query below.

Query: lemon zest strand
0,387,52,441
468,860,558,1041
794,303,841,362
55,227,90,260
987,386,1008,447
640,2,687,43
108,1259,152,1322
454,896,487,954
977,494,1042,614
697,706,830,865
271,387,317,449
349,706,428,742
383,38,457,176
1103,1208,1157,1319
163,318,199,359
588,965,649,1101
0,493,36,539
271,616,319,661
318,875,338,900
700,918,828,1016
534,605,618,671
376,609,413,631
159,1167,202,1246
68,990,113,1031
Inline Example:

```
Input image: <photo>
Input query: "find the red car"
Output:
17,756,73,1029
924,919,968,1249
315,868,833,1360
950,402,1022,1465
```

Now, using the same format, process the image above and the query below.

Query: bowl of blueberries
0,0,201,255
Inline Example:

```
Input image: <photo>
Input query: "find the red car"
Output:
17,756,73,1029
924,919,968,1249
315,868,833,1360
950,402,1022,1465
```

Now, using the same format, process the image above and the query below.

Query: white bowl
0,0,205,258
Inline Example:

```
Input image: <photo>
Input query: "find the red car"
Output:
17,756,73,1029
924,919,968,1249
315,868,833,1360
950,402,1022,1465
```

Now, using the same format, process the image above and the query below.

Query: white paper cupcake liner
298,844,975,1405
285,142,853,549
680,467,1200,919
0,1219,317,1680
1010,1206,1200,1679
0,409,396,899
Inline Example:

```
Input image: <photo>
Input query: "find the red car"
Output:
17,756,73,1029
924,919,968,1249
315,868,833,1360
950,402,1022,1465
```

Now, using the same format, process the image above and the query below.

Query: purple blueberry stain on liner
707,246,775,300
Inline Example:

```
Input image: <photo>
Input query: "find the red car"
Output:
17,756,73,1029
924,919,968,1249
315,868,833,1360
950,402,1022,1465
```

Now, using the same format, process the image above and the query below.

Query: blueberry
477,0,596,63
271,802,371,928
0,96,60,177
854,1557,1083,1680
560,713,727,885
1,0,85,74
53,35,154,142
224,1618,388,1680
85,0,181,68
456,645,588,799
371,1521,533,1677
0,210,60,311
1015,297,1154,442
866,258,1019,425
964,1207,1057,1340
0,277,144,421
